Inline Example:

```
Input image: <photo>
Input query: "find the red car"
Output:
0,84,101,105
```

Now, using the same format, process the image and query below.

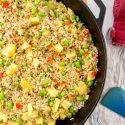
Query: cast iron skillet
56,0,107,124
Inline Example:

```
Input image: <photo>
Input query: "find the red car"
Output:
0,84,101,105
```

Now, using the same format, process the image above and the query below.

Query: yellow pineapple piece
21,78,31,91
47,119,56,125
52,98,60,113
54,43,63,53
36,117,43,125
2,44,16,57
29,16,40,26
66,51,76,58
87,71,96,81
61,100,71,110
21,42,31,50
33,58,40,69
27,103,33,114
47,87,58,97
22,112,30,121
6,63,18,76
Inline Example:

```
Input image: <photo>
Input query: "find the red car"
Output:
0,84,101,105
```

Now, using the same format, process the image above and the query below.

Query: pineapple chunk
59,108,66,120
21,78,31,91
26,0,31,10
6,63,18,76
47,87,58,97
30,110,38,119
66,51,76,58
33,58,40,69
21,42,31,50
0,113,8,122
2,44,16,57
54,43,63,53
48,119,56,125
57,21,63,27
75,83,89,95
87,71,95,81
52,98,60,113
36,117,43,125
27,103,33,114
29,16,40,26
68,8,74,16
61,100,71,110
22,112,30,121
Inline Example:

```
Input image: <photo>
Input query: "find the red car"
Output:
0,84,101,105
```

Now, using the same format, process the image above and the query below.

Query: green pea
77,22,83,29
38,12,46,17
62,38,69,46
48,100,54,107
59,61,65,66
39,90,47,97
15,117,23,124
42,79,49,87
79,49,84,56
18,9,22,16
32,7,37,15
38,111,43,117
7,100,14,109
67,112,72,118
76,95,84,101
0,59,5,66
69,105,74,114
59,90,66,99
49,97,55,101
34,0,40,6
0,41,4,46
78,57,82,63
61,71,66,76
82,44,88,49
15,80,21,87
0,92,4,101
88,36,93,43
75,61,82,70
87,80,94,86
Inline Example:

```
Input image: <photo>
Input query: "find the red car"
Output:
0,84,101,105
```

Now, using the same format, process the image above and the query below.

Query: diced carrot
47,44,52,50
9,6,13,12
75,69,80,73
60,54,66,58
25,15,30,19
92,71,97,77
2,1,9,8
32,122,36,125
64,21,71,26
16,102,22,109
84,49,88,56
0,1,2,5
79,35,83,41
53,51,58,57
47,56,53,62
51,77,58,83
60,81,67,86
83,29,90,36
0,72,4,79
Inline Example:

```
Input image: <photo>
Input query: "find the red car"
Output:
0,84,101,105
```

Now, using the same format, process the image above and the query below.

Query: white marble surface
85,0,125,125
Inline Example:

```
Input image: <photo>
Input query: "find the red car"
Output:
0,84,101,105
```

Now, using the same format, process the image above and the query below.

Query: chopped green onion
87,80,94,86
0,59,5,66
88,36,93,43
7,100,14,109
71,15,76,21
59,90,66,99
62,38,69,46
38,12,46,17
75,61,82,70
69,105,74,113
54,10,59,17
77,22,83,29
39,90,47,97
76,95,84,101
76,16,80,22
0,92,4,101
41,79,49,87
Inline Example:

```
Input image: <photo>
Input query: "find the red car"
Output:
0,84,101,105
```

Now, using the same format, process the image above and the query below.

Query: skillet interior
56,0,107,124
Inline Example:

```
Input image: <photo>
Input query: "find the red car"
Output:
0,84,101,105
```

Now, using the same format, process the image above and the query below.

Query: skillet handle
94,0,106,29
